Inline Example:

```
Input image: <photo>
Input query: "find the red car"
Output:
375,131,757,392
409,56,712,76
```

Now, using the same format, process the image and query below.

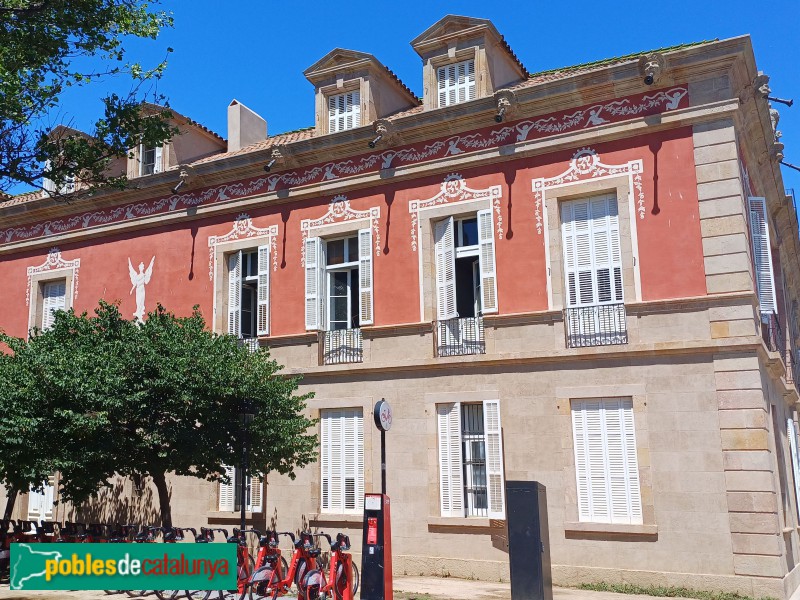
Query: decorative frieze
207,214,278,280
299,196,381,266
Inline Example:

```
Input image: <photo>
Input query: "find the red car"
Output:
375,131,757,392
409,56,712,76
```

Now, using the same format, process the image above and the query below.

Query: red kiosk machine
361,399,393,600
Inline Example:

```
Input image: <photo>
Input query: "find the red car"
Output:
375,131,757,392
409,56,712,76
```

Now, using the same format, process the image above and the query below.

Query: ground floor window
437,400,504,518
571,398,642,524
219,465,262,513
320,408,364,513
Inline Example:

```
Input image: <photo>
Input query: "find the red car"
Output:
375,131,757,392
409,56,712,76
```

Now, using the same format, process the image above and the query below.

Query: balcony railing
564,303,628,348
238,337,260,353
436,316,485,357
322,328,363,365
761,311,785,357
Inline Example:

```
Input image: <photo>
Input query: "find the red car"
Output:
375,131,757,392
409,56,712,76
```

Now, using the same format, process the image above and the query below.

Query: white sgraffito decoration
299,195,381,266
26,247,80,306
207,214,279,281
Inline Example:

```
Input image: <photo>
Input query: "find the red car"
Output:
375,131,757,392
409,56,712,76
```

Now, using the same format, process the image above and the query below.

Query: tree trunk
151,472,172,528
3,487,17,520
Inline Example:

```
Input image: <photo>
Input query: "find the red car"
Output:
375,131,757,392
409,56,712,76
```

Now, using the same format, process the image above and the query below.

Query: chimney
227,99,267,152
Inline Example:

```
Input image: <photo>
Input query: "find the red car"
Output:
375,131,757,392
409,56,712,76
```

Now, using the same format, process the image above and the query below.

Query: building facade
2,15,800,599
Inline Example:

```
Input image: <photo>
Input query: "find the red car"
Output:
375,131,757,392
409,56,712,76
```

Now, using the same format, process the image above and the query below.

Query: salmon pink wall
0,126,707,341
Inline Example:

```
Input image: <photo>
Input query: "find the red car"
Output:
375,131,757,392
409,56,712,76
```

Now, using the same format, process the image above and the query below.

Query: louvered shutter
748,197,778,317
153,146,163,174
248,475,263,513
437,59,475,107
358,228,374,326
571,399,642,524
477,209,498,314
483,400,505,518
788,419,800,520
321,409,364,513
219,465,236,511
305,237,322,331
256,244,270,336
590,196,623,305
41,280,66,331
27,475,56,522
434,217,457,320
227,251,241,337
328,92,361,133
437,403,464,517
42,160,56,194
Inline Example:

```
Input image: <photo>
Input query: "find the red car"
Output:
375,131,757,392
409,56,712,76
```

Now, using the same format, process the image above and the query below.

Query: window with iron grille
328,91,361,133
320,408,364,513
437,59,476,107
437,400,504,518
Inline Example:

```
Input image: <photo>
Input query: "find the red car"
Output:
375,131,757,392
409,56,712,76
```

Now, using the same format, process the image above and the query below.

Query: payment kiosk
360,399,393,599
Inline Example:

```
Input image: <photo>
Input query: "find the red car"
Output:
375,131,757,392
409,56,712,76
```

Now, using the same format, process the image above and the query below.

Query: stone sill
308,513,364,525
427,517,505,529
564,521,657,538
206,511,263,522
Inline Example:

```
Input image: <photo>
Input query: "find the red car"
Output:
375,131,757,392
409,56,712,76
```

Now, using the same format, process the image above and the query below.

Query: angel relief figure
128,256,155,320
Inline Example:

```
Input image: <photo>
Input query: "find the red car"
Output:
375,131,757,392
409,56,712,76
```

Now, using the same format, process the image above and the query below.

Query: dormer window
437,59,476,107
328,91,361,133
139,144,162,176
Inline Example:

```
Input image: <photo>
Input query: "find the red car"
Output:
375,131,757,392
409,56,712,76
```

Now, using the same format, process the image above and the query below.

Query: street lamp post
239,399,256,533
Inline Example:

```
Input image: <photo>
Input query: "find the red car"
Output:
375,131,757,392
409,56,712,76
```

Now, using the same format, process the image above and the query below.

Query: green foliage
0,1,178,194
577,582,778,600
0,301,318,521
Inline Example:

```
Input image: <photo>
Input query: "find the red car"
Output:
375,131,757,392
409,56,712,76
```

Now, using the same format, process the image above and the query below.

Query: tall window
571,398,642,524
437,400,504,518
748,196,777,318
561,194,623,308
219,465,262,513
320,408,364,513
437,59,476,107
328,91,361,133
139,144,162,176
304,229,373,331
788,419,800,521
227,246,270,340
41,279,66,331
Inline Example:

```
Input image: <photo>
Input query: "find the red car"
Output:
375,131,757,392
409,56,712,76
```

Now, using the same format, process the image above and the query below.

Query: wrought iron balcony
761,311,785,356
436,316,485,357
322,328,363,365
564,303,628,348
238,337,260,353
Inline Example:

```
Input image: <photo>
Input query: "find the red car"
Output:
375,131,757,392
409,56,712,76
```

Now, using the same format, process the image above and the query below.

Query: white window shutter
571,399,642,525
788,419,800,520
562,195,622,307
227,251,241,337
748,197,777,317
41,280,66,331
358,228,374,326
249,475,263,513
328,92,360,133
153,146,163,173
437,402,464,517
219,465,236,511
256,244,270,336
437,60,475,107
320,409,364,513
434,217,457,320
477,209,498,314
305,237,322,331
483,400,505,519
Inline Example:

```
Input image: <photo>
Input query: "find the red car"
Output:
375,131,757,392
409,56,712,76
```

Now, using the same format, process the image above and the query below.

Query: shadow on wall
68,477,162,527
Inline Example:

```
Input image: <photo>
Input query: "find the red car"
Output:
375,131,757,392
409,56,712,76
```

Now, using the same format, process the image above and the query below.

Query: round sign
374,399,392,432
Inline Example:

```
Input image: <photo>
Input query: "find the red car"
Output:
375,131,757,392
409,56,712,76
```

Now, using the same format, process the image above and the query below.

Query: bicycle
0,520,11,583
300,533,359,600
250,531,317,600
246,530,288,599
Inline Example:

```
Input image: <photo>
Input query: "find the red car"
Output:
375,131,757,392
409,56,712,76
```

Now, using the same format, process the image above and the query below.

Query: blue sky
16,0,800,196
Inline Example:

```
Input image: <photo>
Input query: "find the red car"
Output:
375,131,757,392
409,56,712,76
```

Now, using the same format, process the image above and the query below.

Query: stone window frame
423,47,480,111
211,235,273,336
542,175,642,311
557,384,656,538
28,268,75,332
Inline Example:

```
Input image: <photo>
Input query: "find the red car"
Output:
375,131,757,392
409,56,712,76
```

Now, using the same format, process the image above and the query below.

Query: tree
0,0,178,196
0,302,318,526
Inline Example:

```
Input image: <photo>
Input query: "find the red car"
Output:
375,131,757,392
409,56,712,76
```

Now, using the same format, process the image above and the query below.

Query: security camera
263,158,276,172
368,134,382,149
644,73,655,86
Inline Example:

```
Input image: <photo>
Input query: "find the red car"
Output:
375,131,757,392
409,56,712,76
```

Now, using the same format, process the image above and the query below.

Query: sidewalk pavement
0,576,687,600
